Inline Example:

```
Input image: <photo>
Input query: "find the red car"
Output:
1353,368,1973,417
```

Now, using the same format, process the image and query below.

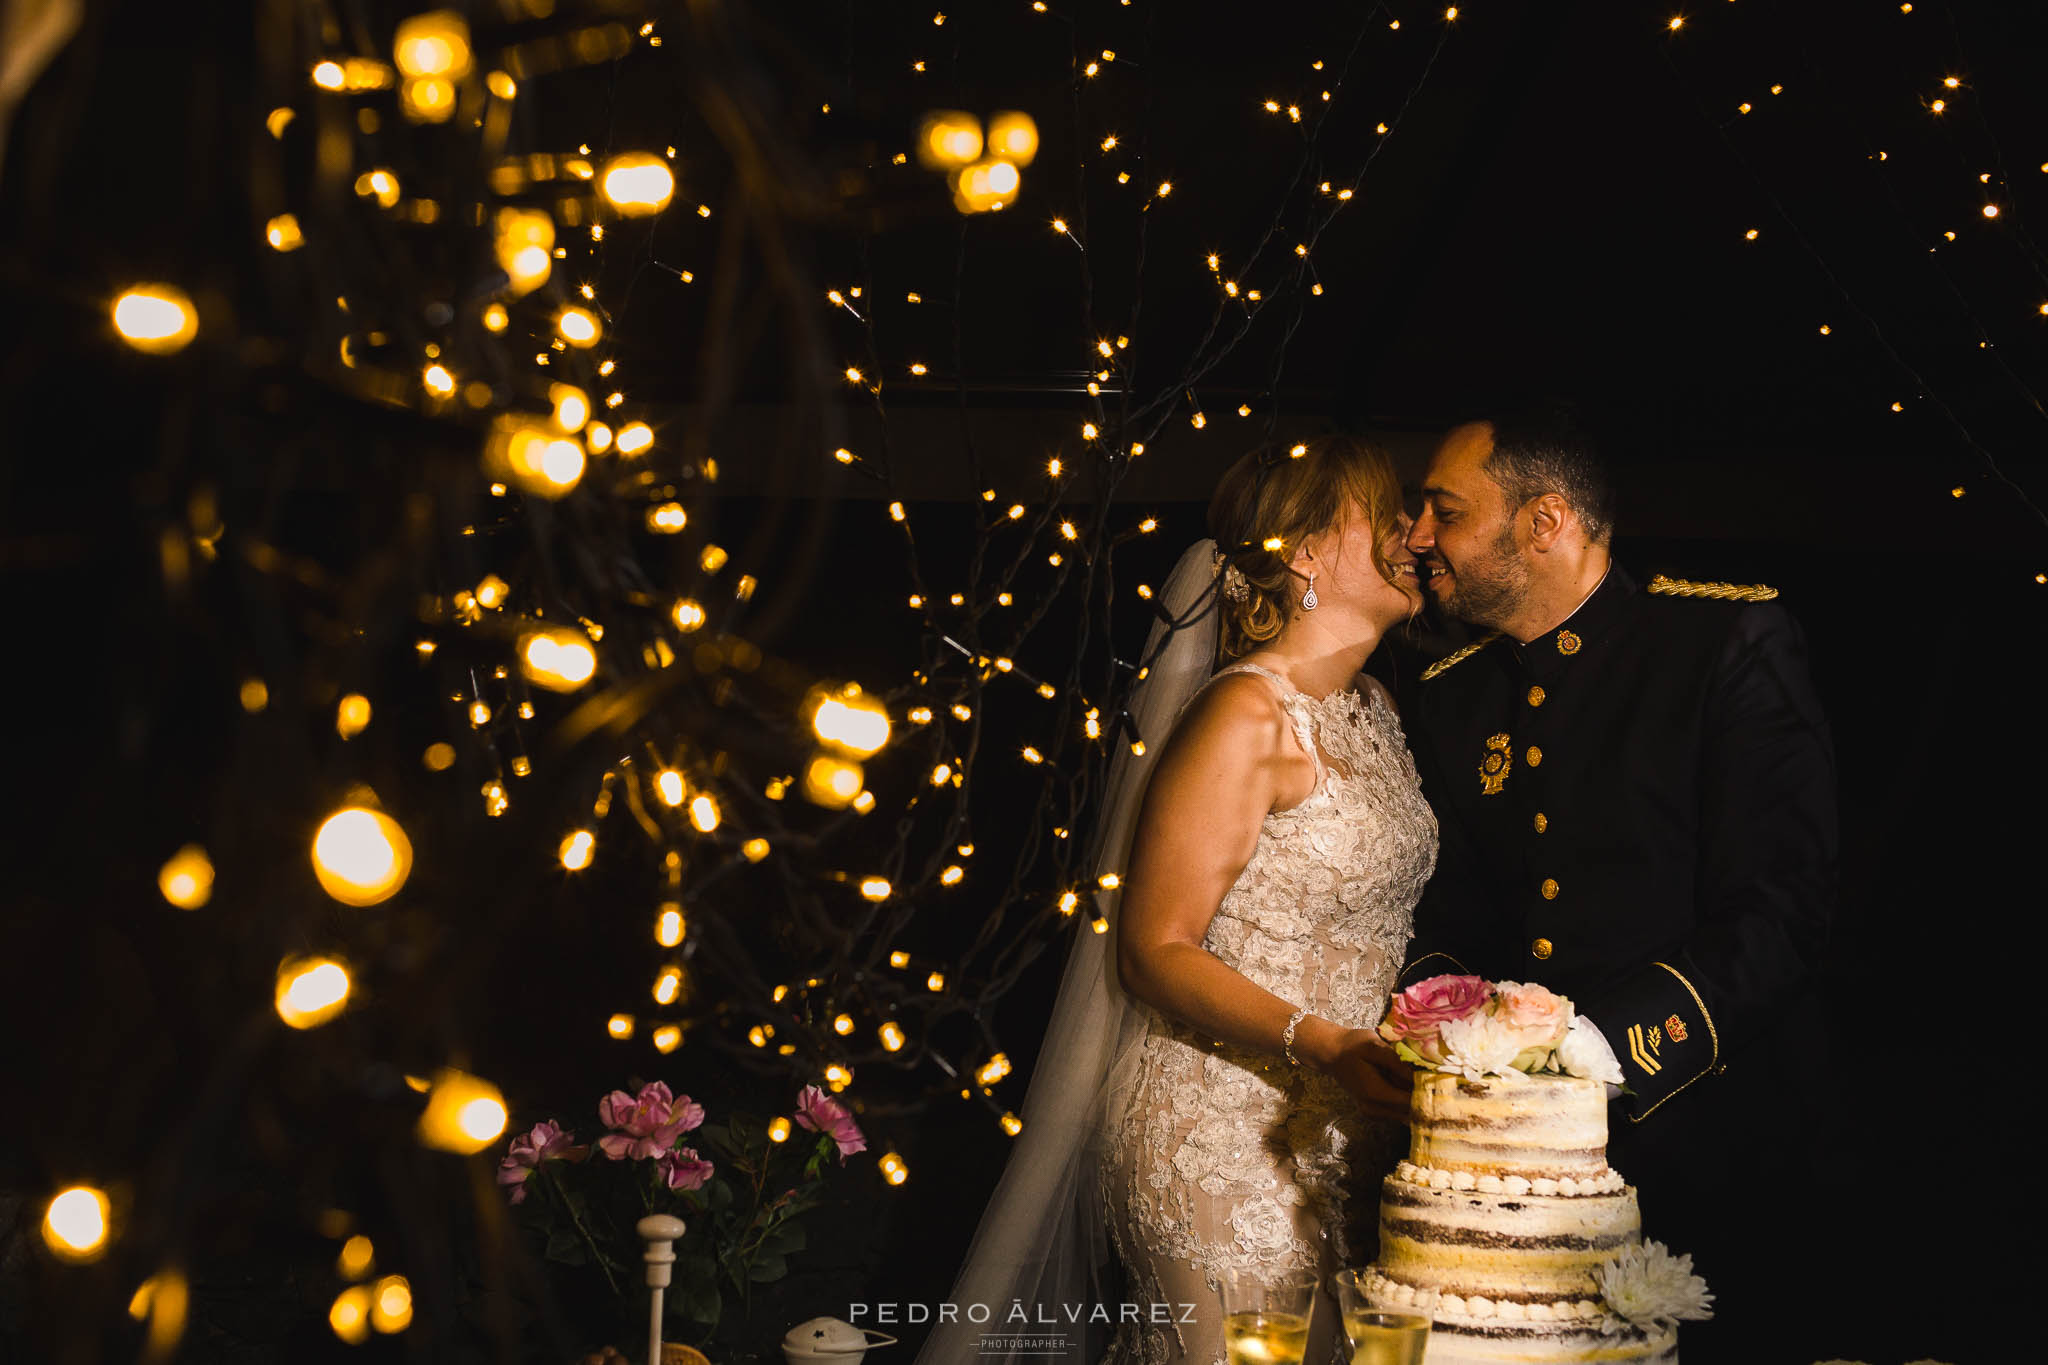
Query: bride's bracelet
1282,1007,1311,1067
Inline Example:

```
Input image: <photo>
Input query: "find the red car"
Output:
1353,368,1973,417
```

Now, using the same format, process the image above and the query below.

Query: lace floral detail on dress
1101,666,1437,1365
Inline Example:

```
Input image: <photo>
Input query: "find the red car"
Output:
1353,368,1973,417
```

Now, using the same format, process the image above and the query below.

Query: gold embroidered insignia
1626,1023,1662,1076
1646,575,1779,603
1479,733,1512,795
1665,1014,1688,1043
1421,630,1503,681
1556,630,1581,655
1647,1025,1663,1054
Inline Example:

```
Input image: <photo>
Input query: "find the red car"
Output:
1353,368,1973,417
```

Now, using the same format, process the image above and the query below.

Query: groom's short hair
1481,403,1615,546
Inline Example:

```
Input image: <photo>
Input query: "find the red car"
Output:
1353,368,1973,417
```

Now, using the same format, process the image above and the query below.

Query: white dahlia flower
1593,1240,1714,1335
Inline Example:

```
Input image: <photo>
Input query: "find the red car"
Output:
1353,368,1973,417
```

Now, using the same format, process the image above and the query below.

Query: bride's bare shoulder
1162,672,1288,760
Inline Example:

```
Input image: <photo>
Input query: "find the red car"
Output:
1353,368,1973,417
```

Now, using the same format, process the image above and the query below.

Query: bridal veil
912,538,1225,1365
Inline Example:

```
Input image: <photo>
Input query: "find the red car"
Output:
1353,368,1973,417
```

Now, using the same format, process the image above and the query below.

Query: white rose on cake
1556,1014,1625,1085
1435,1012,1528,1081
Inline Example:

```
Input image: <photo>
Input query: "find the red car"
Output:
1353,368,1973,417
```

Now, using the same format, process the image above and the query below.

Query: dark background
4,1,2046,1362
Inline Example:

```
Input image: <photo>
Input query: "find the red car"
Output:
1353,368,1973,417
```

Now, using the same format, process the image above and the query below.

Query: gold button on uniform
1526,745,1543,767
1526,686,1546,707
1531,937,1554,960
1540,877,1559,899
1533,812,1548,833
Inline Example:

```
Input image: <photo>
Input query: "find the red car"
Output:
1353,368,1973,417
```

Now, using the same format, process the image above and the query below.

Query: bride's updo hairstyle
1206,435,1404,660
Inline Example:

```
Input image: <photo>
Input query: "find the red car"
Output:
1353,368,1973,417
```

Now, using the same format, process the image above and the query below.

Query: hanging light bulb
518,627,598,691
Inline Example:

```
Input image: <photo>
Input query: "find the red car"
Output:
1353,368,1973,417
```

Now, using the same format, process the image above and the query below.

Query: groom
1397,409,1837,1355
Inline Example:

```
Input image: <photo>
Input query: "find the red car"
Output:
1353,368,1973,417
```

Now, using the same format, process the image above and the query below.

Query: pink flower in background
793,1084,866,1162
497,1120,581,1204
1493,980,1574,1053
1379,974,1493,1058
596,1082,705,1160
658,1146,715,1191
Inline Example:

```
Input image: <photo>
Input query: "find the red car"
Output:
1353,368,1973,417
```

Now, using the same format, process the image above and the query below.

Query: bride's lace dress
1100,663,1438,1365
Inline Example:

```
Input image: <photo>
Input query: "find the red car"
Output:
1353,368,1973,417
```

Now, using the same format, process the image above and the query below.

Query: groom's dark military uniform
1402,565,1836,1357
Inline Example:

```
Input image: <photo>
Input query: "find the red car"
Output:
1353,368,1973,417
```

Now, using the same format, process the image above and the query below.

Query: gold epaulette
1645,574,1778,603
1420,631,1502,681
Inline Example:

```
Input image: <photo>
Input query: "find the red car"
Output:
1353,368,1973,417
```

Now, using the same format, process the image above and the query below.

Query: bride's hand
1319,1027,1412,1123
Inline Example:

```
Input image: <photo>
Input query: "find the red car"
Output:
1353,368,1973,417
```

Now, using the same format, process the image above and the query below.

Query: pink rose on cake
1492,980,1573,1068
1378,974,1492,1065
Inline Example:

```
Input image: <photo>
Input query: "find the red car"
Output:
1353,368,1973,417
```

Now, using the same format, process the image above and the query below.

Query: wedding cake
1363,976,1709,1363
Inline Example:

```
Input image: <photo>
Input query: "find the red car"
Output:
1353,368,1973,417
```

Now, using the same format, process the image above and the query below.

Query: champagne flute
1331,1269,1430,1365
1219,1267,1318,1365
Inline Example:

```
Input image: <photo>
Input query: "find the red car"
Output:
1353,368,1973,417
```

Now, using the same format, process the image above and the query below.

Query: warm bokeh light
489,419,587,497
860,876,892,902
607,1014,636,1040
879,1152,909,1185
600,153,676,215
416,1070,508,1153
1001,1112,1024,1136
557,306,601,347
395,11,471,78
370,1275,413,1333
656,905,685,946
656,769,687,806
336,693,372,739
917,110,983,168
986,110,1039,165
275,957,352,1029
549,383,590,432
652,1025,682,1053
519,628,598,691
329,1286,372,1345
559,829,595,871
338,1234,375,1279
266,214,304,251
654,966,682,1005
493,208,555,295
312,807,413,906
400,77,455,122
953,158,1021,213
689,793,720,832
810,686,891,755
614,421,654,455
113,286,197,354
803,753,865,807
158,844,214,909
43,1186,110,1260
354,169,401,208
127,1269,190,1356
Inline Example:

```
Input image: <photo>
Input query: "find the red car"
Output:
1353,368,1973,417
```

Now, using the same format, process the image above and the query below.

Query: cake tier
1409,1073,1609,1181
1402,1315,1673,1365
1374,1178,1641,1302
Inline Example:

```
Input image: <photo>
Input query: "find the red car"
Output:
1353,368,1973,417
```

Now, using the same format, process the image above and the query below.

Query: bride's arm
1115,676,1404,1112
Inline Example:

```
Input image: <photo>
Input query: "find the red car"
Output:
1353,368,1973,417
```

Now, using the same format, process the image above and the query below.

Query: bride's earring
1301,572,1318,611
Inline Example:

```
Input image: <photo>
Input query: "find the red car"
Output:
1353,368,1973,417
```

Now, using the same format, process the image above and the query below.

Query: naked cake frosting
1363,1072,1677,1363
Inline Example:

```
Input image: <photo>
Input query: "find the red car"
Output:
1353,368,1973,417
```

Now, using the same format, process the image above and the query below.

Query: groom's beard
1433,523,1529,628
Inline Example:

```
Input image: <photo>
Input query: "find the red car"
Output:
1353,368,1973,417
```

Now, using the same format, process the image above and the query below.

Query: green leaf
758,1222,805,1256
747,1252,787,1283
543,1225,589,1267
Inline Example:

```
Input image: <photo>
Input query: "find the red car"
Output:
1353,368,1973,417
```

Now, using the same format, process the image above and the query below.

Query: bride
917,437,1438,1365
